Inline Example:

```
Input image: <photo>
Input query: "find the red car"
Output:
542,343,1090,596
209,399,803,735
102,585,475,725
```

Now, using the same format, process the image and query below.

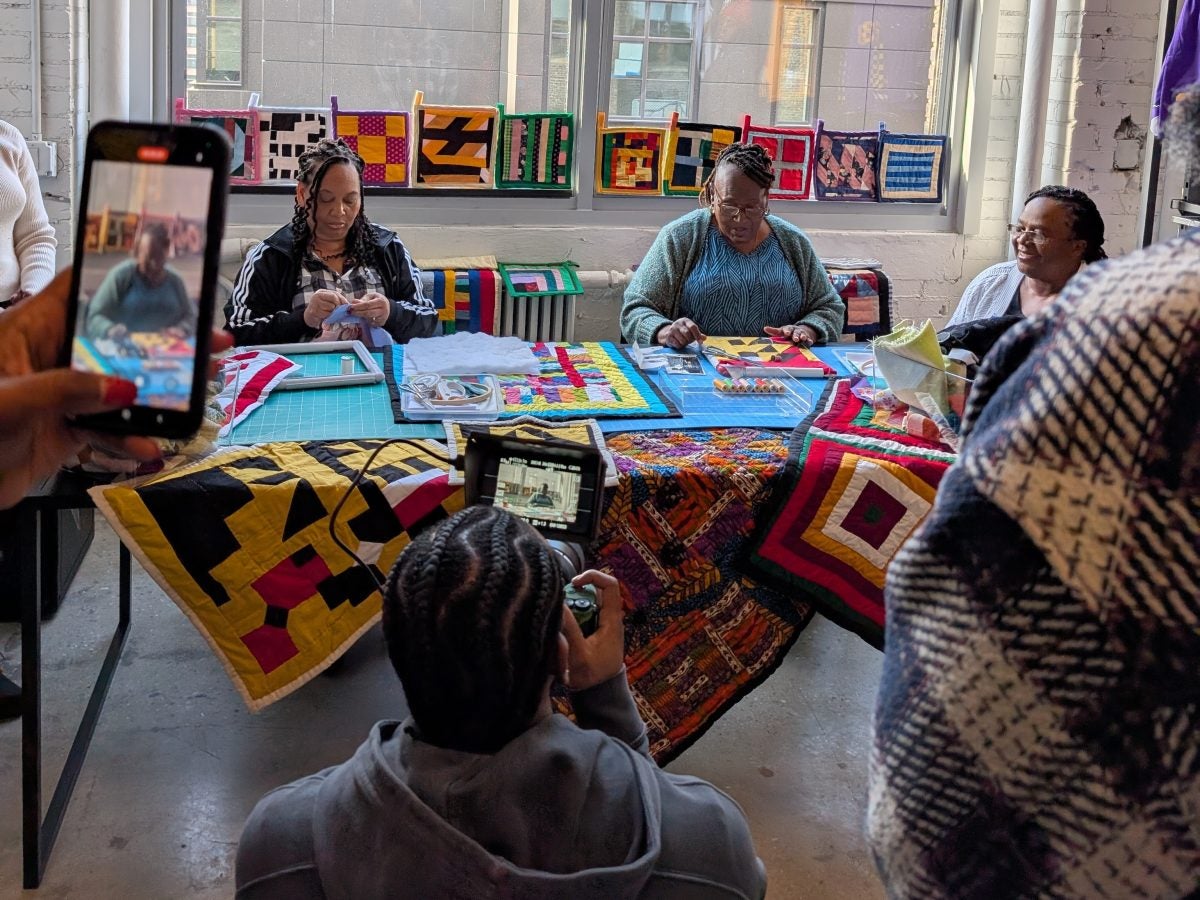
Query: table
12,472,132,889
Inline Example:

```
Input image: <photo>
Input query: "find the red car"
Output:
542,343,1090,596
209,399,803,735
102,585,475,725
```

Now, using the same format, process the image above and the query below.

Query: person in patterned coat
620,143,845,351
867,85,1200,898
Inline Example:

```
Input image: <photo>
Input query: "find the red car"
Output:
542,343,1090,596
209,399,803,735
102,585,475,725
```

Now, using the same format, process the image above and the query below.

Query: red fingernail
101,378,137,406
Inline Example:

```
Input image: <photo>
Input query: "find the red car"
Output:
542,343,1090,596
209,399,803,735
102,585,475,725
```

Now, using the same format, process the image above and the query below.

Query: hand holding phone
63,120,230,438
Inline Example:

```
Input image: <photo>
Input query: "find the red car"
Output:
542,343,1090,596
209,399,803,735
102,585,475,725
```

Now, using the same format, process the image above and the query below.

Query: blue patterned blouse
678,224,807,336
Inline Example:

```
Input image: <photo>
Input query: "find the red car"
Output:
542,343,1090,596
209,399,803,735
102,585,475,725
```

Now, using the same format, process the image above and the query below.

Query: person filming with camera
235,504,766,899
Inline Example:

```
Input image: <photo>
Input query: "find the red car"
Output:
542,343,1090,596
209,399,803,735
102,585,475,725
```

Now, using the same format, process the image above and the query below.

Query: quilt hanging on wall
661,115,742,196
595,112,666,195
877,125,947,203
174,99,259,184
741,118,816,201
813,120,878,201
330,96,411,186
413,92,498,188
496,109,574,189
258,108,329,181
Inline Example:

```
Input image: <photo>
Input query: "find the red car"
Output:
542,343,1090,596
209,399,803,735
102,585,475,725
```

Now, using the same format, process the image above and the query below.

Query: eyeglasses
714,194,768,222
1007,224,1069,246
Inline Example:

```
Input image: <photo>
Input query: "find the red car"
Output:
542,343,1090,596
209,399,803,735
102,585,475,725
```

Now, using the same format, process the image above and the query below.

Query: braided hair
289,138,376,268
1025,185,1107,262
382,505,566,754
698,142,775,208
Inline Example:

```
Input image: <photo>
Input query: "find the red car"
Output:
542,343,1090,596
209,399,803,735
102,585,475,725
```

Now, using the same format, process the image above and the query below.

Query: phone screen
69,158,214,412
494,456,583,527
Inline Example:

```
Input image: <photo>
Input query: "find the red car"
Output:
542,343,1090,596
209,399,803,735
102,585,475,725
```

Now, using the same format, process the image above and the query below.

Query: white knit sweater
0,120,56,301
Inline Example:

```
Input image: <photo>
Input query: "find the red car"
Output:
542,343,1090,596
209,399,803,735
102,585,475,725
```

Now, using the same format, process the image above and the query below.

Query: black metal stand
16,473,131,889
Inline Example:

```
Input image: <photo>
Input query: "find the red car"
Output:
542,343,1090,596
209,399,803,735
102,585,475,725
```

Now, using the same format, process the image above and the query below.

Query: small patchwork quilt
740,380,955,647
498,342,680,420
702,337,837,375
595,112,666,195
741,118,816,201
829,268,891,341
419,268,501,335
877,127,947,203
498,262,583,297
813,121,878,201
443,416,619,487
331,96,410,186
662,118,742,196
496,109,574,189
174,99,259,184
413,93,498,188
91,440,462,710
258,108,329,181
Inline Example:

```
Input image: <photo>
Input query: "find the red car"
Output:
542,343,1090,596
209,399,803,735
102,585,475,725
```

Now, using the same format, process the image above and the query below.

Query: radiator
498,293,578,343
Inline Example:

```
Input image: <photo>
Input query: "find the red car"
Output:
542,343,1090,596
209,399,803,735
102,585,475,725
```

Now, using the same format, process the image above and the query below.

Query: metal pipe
30,0,42,139
1009,0,1058,243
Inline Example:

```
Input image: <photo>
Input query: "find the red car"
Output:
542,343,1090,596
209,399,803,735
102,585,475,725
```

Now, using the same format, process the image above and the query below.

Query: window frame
189,0,245,89
166,0,986,236
770,2,823,127
606,0,703,122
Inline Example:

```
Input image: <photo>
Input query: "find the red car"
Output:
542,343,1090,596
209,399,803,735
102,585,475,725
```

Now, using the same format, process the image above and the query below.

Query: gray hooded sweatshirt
235,672,767,899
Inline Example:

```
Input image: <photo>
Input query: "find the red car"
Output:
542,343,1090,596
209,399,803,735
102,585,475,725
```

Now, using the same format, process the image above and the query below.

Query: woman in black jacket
224,139,437,346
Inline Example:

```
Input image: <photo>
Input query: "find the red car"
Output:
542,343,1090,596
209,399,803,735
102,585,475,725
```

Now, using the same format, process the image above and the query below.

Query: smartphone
62,120,229,438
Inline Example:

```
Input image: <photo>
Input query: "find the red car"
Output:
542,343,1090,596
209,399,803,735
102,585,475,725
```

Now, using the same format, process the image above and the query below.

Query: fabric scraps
216,350,301,438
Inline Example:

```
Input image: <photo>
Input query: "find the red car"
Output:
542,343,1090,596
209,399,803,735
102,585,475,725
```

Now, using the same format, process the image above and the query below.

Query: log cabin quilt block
741,118,816,201
662,117,742,196
595,112,666,195
877,127,947,203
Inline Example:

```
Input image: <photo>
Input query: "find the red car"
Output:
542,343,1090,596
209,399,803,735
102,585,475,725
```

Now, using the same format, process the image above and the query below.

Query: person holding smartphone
236,505,767,899
225,139,437,347
0,119,57,310
0,270,233,717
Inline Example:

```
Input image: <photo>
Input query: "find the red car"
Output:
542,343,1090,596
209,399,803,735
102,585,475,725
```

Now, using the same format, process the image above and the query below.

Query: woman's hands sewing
350,291,391,328
303,288,348,328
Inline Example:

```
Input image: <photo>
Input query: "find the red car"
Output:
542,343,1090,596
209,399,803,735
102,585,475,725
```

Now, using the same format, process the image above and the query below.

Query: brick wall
0,0,81,266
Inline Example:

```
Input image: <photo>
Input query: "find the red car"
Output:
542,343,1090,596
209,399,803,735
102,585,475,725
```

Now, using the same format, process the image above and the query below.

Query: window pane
550,0,571,33
612,41,644,78
614,1,647,37
205,19,241,83
547,35,570,110
647,2,694,40
641,80,689,117
775,47,813,123
645,41,691,81
207,0,240,17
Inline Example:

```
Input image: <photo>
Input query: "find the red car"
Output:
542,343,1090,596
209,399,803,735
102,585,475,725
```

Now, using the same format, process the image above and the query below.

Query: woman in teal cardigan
621,143,845,350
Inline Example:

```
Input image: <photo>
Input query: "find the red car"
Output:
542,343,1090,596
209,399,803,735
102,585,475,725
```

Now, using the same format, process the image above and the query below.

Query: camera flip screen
70,159,214,411
495,457,583,528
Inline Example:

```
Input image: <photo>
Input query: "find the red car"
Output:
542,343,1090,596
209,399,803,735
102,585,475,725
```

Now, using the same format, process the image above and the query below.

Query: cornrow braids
1026,185,1108,262
290,138,377,269
382,506,566,754
698,142,776,207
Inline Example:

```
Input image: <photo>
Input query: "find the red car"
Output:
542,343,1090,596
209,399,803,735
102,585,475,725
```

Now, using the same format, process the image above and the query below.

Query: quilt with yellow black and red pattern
91,439,464,710
740,379,956,648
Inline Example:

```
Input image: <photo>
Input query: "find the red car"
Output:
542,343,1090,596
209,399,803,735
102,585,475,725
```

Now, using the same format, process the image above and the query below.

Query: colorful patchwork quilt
702,336,837,375
331,96,410,186
741,118,816,201
174,99,259,184
496,109,574,189
877,127,947,203
91,440,462,710
813,121,878,201
662,118,742,196
258,109,329,181
414,93,498,188
597,428,811,760
498,262,583,297
829,268,892,341
496,342,680,420
740,380,956,647
595,112,666,195
419,268,501,334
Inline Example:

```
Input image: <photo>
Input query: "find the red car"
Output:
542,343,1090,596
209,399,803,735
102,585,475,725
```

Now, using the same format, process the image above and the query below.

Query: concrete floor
0,521,886,899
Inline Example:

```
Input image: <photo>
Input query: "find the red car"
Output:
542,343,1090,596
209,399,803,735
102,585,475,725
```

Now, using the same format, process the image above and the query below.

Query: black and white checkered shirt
292,253,386,309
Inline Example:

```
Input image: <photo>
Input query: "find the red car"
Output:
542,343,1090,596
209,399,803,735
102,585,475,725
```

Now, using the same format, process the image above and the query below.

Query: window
188,0,243,87
181,1,575,117
603,0,954,134
609,1,700,119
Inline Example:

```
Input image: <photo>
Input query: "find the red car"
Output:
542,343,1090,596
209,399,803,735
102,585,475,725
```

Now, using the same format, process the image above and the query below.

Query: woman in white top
945,186,1106,328
0,119,56,309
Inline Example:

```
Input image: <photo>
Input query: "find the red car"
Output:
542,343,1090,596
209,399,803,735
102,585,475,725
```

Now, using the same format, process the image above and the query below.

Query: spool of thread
340,355,354,375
